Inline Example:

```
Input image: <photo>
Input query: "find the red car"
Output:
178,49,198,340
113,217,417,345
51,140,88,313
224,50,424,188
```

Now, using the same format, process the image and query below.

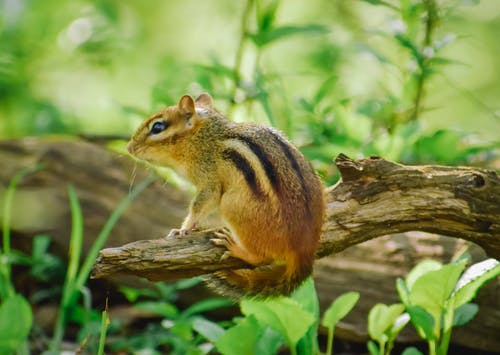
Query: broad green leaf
453,303,479,327
241,297,315,349
409,260,467,320
191,317,225,343
292,277,320,355
255,327,284,355
406,305,435,340
322,292,360,331
406,260,442,290
215,316,261,355
451,259,500,308
368,303,405,341
0,294,32,353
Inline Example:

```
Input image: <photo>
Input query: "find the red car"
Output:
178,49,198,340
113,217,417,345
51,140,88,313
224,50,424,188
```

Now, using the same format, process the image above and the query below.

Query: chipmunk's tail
203,254,313,300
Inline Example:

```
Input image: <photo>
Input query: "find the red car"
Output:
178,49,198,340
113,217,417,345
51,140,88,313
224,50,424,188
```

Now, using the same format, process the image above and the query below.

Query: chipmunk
127,93,324,299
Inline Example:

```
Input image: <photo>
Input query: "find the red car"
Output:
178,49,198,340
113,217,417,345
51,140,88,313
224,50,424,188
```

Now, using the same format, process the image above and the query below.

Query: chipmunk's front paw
167,223,199,238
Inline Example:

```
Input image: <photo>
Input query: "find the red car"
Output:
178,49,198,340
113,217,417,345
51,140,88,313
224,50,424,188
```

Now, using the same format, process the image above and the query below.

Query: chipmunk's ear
195,93,213,108
178,95,195,120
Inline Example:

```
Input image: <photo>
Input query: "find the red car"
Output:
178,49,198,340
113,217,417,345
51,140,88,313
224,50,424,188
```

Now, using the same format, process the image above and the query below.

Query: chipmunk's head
127,93,213,166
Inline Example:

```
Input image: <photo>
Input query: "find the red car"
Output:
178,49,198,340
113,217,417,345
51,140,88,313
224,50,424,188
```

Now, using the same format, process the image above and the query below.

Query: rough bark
91,154,500,280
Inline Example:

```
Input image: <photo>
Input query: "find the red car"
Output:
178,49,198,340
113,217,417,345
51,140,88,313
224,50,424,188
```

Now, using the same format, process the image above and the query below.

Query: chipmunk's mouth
126,140,137,155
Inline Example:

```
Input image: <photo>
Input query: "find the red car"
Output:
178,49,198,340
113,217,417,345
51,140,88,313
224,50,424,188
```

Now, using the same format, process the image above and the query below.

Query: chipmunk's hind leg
211,228,268,265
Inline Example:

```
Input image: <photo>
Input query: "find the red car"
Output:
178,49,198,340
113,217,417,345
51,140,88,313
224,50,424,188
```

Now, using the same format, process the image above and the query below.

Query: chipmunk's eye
150,121,168,135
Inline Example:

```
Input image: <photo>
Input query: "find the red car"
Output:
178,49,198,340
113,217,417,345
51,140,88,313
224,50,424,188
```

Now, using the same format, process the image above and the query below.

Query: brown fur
127,93,325,299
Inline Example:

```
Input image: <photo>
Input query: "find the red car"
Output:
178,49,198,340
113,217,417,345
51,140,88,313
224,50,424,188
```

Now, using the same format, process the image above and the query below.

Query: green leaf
241,297,315,349
215,316,262,355
451,259,500,308
135,301,179,318
401,347,424,355
292,277,320,355
394,34,423,65
322,292,360,331
367,340,380,355
406,260,442,290
409,260,467,321
171,319,194,341
0,294,32,353
368,303,405,341
191,317,225,343
453,303,479,327
118,286,159,302
250,25,329,47
257,0,279,32
406,305,435,340
396,278,410,306
182,298,233,318
393,312,411,335
255,327,284,355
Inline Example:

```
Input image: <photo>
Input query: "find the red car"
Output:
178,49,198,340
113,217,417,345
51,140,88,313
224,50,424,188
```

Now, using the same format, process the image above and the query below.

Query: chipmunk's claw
210,228,236,261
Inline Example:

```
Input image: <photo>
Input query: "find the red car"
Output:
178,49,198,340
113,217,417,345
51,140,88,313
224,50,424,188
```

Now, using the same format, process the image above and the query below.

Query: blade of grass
75,176,154,289
50,184,85,353
49,177,154,353
97,298,110,355
1,164,44,300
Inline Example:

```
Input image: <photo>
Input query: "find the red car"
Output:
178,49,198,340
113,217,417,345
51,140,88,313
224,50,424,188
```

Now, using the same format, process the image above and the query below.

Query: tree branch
91,155,500,281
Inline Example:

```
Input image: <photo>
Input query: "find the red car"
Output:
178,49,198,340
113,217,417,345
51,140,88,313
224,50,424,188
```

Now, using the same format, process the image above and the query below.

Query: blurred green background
1,0,499,183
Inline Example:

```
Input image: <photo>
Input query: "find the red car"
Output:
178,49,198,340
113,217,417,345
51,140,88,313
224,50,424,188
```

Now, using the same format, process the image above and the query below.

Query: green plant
212,279,360,355
47,177,153,353
367,303,409,355
214,278,319,355
321,292,360,355
111,279,233,354
367,256,500,355
0,164,43,354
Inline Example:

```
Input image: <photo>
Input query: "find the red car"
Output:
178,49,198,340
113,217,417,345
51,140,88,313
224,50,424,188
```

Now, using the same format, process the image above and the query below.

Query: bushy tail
203,256,313,300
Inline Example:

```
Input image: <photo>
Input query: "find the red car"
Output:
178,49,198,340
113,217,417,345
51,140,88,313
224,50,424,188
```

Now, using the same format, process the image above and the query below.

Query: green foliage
112,280,233,354
322,291,360,355
1,0,498,353
1,0,497,186
0,294,32,354
367,303,409,355
215,278,319,355
392,257,500,355
213,279,359,355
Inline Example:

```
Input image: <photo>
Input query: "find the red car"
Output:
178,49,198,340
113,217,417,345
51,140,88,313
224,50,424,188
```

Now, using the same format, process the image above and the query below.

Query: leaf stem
230,0,255,112
410,0,438,121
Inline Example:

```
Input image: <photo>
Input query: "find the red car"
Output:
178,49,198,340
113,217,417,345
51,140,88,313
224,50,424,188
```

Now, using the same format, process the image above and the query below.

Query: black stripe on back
234,135,280,192
271,134,310,204
222,148,264,198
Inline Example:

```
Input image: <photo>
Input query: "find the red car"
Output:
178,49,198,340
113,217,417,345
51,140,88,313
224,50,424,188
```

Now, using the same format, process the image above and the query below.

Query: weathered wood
91,154,500,279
